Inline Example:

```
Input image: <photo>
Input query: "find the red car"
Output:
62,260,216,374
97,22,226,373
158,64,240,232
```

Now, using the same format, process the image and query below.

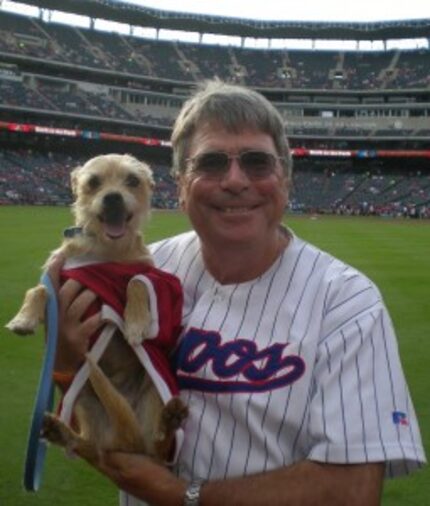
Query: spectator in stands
51,80,426,506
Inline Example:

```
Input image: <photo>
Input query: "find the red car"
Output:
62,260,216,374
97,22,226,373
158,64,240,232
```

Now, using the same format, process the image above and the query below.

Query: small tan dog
6,153,187,467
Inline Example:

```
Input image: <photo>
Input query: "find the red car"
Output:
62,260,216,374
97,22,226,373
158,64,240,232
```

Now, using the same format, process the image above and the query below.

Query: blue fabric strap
23,271,58,492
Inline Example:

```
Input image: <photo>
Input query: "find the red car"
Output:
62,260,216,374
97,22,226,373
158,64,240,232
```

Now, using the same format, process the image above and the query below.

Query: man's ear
280,175,290,205
284,176,290,195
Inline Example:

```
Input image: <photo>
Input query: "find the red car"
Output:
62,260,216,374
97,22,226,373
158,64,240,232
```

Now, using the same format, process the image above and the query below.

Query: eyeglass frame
185,150,285,180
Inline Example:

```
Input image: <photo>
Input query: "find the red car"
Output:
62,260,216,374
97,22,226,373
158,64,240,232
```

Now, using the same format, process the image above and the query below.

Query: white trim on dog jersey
120,228,426,506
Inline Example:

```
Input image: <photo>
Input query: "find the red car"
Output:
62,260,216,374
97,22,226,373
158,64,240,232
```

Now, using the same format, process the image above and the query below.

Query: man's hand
47,253,102,374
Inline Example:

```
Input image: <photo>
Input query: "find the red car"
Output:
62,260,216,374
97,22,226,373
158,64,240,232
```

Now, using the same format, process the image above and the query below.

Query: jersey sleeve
306,276,426,477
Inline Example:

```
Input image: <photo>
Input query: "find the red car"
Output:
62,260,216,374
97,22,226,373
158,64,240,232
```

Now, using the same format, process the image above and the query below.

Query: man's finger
81,312,103,339
66,289,98,322
59,279,84,311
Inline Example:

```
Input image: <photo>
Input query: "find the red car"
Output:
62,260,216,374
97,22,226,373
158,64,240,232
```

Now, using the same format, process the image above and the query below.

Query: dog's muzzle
99,193,132,239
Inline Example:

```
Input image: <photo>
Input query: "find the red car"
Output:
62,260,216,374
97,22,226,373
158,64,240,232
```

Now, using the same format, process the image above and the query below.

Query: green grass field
0,206,428,505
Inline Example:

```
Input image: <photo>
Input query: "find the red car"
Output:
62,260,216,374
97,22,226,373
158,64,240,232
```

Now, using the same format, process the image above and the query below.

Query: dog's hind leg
154,397,188,462
5,284,47,335
86,355,148,453
42,413,100,466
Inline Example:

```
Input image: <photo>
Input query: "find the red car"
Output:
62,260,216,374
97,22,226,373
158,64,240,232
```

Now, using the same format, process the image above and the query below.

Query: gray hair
171,80,292,179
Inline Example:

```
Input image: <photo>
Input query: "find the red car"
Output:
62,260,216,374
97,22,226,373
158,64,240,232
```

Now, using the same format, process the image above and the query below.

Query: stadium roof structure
11,0,430,40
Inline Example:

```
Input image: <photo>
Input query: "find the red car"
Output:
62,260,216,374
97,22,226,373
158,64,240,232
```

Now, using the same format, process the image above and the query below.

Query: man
54,80,426,505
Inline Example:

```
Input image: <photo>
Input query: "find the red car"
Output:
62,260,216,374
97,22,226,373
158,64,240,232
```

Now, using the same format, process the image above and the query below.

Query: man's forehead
189,124,276,152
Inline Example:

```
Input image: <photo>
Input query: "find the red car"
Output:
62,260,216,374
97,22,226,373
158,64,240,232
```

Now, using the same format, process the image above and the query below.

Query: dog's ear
70,166,82,197
136,159,155,190
124,154,155,190
146,169,155,190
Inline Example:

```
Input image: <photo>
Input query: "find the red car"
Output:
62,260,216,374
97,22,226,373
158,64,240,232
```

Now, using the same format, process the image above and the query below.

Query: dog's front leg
5,284,48,335
124,279,151,346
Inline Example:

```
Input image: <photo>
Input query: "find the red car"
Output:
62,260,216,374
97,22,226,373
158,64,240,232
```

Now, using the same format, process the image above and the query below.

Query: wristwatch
184,480,204,506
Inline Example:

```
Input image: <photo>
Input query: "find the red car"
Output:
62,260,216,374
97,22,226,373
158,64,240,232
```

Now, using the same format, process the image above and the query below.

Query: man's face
178,123,289,252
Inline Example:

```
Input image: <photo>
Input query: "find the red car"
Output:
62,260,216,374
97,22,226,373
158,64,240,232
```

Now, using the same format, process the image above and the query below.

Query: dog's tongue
103,221,126,239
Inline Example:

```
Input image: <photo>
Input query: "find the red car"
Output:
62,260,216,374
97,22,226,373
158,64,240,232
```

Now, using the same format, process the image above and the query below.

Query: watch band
184,480,204,506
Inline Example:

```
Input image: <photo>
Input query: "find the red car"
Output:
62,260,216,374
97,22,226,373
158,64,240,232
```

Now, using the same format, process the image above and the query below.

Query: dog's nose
103,192,123,207
102,192,126,224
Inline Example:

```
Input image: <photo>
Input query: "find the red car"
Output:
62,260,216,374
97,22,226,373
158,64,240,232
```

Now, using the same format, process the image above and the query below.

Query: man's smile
215,205,259,214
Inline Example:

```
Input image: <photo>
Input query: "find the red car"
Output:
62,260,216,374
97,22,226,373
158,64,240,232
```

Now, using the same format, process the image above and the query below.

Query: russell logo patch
392,411,409,426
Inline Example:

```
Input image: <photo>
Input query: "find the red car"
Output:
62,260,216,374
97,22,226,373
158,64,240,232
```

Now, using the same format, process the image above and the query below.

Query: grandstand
0,0,429,217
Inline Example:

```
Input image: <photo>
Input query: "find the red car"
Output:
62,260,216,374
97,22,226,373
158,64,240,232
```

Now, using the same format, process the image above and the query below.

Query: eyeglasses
185,150,283,180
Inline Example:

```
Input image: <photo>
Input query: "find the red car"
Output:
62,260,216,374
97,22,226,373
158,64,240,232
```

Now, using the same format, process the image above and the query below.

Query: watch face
184,481,203,506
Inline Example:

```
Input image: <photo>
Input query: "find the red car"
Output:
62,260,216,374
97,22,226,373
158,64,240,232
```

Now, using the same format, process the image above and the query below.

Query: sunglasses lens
240,151,275,178
189,151,277,179
194,152,229,176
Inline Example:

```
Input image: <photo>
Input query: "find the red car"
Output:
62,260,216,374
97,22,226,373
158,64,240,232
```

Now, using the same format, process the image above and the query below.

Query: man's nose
219,157,250,192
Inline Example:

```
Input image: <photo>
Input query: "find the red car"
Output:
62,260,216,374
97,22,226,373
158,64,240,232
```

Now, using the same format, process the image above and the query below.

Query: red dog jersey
57,258,184,458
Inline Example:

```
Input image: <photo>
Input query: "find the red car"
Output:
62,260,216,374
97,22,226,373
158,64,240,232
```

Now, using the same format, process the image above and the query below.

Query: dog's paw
5,315,38,335
161,397,189,432
124,312,153,345
124,321,145,346
41,413,74,448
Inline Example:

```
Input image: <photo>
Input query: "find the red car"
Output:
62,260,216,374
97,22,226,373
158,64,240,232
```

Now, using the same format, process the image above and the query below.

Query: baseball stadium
0,0,428,504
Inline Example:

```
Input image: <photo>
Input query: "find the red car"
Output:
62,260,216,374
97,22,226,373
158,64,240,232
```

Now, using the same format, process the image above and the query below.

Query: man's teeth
222,207,253,214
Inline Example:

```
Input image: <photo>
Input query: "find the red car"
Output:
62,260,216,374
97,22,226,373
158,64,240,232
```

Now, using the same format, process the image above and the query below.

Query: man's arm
201,460,384,506
101,452,384,506
47,256,386,505
48,255,102,391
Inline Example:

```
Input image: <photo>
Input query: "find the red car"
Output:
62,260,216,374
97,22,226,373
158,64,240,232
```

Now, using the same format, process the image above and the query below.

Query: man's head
171,82,291,269
171,80,292,180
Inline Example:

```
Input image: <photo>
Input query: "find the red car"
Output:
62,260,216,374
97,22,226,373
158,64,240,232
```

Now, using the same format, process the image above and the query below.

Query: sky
123,0,430,22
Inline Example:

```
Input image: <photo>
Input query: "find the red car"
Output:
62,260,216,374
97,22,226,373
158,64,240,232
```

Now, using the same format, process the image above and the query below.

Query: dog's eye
125,174,140,188
88,175,101,190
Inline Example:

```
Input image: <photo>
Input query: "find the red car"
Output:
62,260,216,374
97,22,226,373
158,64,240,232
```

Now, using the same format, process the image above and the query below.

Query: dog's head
70,154,154,246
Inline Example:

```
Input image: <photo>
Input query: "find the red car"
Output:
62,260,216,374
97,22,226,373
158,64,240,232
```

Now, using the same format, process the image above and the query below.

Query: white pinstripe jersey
121,228,426,506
